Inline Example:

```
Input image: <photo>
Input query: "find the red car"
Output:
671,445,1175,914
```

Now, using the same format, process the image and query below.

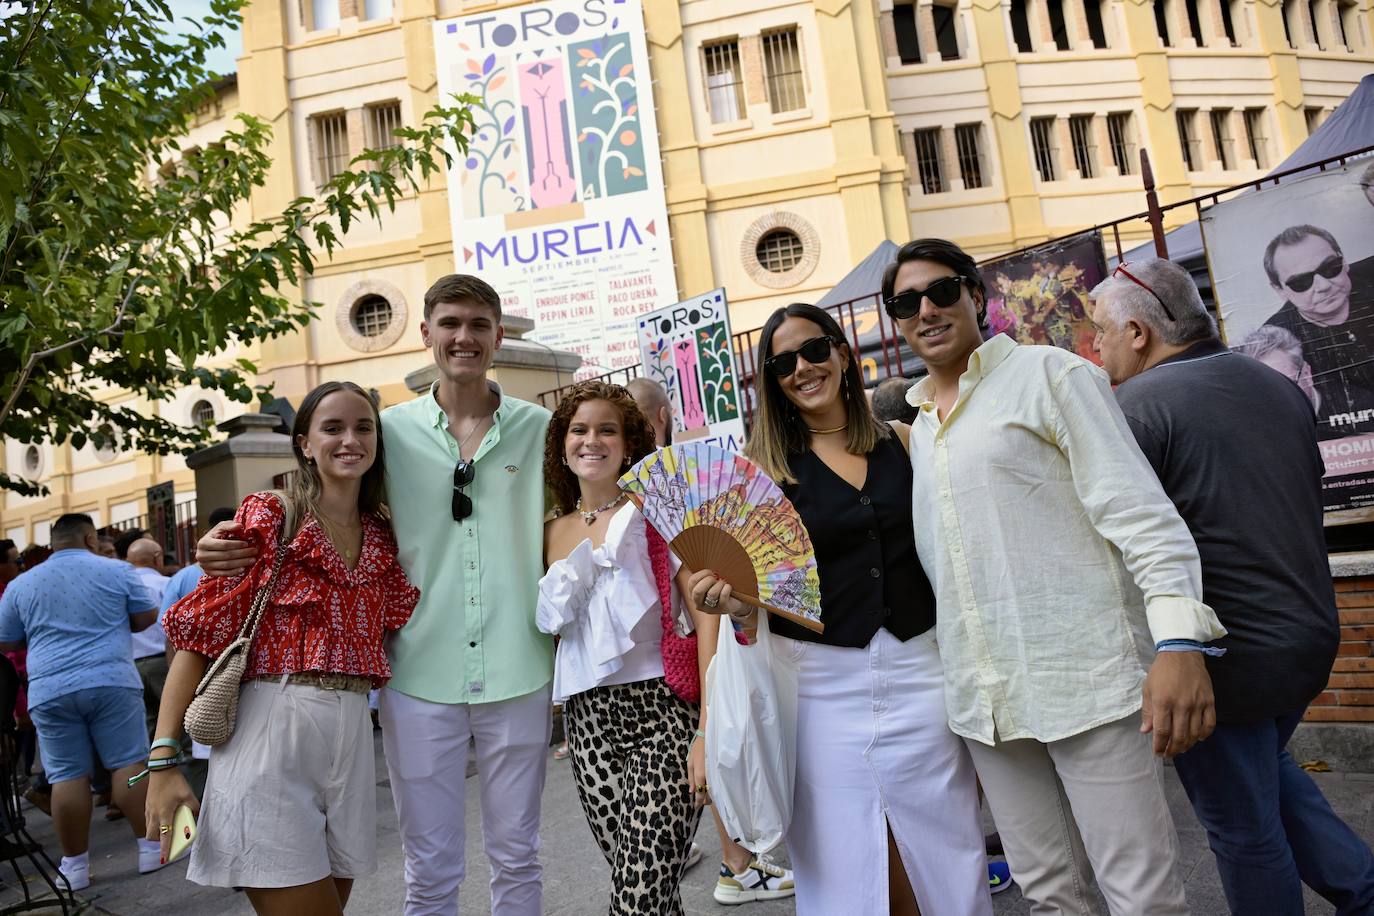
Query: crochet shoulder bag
646,524,700,704
183,493,292,746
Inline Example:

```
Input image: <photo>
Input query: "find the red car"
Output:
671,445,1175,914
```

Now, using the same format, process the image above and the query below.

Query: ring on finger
703,595,719,608
159,824,170,835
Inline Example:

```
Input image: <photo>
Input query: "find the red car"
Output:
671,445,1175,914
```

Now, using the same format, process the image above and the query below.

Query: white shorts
187,678,376,888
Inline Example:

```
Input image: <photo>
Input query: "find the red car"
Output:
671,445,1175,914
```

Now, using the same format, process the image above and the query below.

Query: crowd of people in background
0,240,1372,916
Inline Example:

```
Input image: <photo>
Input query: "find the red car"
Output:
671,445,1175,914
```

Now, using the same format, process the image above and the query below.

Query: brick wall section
1307,576,1374,723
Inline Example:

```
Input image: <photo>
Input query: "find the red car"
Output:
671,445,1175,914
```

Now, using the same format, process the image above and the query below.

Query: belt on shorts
252,672,373,694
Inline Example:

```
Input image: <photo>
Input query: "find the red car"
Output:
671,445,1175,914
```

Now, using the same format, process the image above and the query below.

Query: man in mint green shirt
376,274,553,916
197,275,553,916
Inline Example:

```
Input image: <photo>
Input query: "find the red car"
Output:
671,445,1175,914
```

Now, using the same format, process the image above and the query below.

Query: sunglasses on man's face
883,275,966,320
1282,254,1345,293
765,335,838,378
452,459,475,522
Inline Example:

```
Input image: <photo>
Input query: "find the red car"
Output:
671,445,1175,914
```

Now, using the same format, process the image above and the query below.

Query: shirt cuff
1144,596,1227,645
1156,638,1227,658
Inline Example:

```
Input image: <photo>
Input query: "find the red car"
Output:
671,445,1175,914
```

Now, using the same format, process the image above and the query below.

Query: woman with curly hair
537,381,714,916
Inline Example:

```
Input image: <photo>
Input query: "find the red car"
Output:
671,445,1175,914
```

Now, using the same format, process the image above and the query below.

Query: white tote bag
704,610,799,857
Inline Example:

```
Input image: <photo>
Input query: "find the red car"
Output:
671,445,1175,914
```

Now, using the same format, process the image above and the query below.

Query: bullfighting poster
435,0,677,377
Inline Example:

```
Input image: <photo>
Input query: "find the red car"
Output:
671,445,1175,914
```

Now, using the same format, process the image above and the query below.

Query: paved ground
1,730,1370,915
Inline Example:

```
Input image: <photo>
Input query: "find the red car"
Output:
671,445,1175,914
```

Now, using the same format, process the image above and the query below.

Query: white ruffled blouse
538,503,685,703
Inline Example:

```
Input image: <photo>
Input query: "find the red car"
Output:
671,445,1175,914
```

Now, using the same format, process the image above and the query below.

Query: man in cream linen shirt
883,239,1227,916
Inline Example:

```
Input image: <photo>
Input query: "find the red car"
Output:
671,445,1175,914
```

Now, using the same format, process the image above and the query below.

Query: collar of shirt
907,333,1019,414
1149,336,1228,370
425,379,506,462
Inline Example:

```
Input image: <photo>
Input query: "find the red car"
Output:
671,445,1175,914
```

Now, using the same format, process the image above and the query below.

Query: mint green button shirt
381,382,554,705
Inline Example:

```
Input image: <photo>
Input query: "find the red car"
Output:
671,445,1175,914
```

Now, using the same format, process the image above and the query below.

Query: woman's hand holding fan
619,443,823,633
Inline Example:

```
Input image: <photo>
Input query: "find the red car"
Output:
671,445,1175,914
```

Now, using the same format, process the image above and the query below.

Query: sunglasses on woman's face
1282,254,1344,293
765,335,837,378
452,459,475,522
883,275,965,320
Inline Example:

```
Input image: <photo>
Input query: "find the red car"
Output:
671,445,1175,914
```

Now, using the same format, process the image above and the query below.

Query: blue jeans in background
1172,709,1374,916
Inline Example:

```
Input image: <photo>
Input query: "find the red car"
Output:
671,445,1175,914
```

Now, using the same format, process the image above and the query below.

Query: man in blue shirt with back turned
0,513,165,892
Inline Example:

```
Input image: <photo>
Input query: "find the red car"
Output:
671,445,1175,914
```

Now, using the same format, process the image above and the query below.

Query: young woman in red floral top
145,381,419,915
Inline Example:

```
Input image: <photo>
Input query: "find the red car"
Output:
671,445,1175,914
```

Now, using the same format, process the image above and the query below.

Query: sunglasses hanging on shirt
883,275,966,320
452,459,475,522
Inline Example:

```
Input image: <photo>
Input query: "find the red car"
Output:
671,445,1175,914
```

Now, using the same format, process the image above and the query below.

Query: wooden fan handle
733,593,825,634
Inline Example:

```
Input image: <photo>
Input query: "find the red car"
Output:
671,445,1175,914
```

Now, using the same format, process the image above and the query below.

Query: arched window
192,400,216,429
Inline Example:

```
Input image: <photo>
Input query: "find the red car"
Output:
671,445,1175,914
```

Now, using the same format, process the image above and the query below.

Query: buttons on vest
869,567,881,578
867,529,877,540
859,495,871,506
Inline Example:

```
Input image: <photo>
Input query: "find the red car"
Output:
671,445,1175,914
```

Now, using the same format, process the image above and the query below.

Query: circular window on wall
191,400,216,429
22,445,41,477
335,279,409,353
756,229,806,274
351,295,394,338
93,425,118,462
740,212,821,289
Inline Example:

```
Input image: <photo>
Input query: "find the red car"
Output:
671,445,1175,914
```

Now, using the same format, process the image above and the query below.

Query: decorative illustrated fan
620,443,823,633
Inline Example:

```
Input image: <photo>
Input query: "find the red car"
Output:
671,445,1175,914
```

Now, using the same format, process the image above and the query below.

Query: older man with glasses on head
1092,256,1374,916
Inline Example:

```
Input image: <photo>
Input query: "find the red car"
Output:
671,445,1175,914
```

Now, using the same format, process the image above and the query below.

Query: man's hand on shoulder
197,521,258,577
1141,650,1216,758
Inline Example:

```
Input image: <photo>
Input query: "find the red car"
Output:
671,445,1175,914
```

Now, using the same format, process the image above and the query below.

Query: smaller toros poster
636,289,746,452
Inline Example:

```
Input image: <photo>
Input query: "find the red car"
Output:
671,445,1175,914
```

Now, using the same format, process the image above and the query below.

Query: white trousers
965,714,1188,916
380,685,553,916
787,628,991,916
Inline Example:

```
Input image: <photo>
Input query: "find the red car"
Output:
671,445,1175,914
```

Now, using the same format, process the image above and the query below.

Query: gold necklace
806,422,848,434
317,512,362,563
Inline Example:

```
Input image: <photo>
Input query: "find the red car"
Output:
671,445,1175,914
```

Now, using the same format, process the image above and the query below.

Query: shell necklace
575,492,625,525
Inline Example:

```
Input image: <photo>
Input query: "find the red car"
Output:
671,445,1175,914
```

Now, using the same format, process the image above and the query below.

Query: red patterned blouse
163,492,420,686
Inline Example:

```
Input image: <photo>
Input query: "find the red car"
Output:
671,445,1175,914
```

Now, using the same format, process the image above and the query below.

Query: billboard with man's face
1202,159,1374,514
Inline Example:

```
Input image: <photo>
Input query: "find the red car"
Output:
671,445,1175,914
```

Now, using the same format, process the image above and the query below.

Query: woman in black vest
691,303,990,916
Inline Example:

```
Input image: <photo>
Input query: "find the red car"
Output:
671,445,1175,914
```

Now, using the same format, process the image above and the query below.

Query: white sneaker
684,842,703,870
138,838,166,874
713,856,795,905
58,854,89,892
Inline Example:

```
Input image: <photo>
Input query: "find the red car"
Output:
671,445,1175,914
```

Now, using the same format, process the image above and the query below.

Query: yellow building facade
3,0,1371,545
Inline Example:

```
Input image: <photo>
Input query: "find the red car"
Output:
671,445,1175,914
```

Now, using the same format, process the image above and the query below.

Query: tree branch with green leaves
0,0,476,496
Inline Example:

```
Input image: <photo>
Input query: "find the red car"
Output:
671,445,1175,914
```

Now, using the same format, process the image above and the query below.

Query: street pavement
1,729,1371,914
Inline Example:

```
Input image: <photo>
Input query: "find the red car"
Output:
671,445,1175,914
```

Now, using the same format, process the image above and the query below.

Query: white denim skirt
187,678,377,888
785,627,992,916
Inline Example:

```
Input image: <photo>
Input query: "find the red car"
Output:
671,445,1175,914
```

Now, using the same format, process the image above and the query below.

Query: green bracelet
692,729,706,743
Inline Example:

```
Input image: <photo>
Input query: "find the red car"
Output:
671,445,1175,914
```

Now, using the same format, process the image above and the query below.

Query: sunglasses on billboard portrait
1281,254,1345,294
883,276,966,320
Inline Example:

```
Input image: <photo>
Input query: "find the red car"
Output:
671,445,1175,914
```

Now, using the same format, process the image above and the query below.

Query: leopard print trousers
564,677,702,916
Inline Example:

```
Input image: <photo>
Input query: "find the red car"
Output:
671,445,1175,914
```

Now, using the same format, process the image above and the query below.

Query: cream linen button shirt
906,334,1226,745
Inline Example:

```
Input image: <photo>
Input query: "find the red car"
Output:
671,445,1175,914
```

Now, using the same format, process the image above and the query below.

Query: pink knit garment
645,525,700,704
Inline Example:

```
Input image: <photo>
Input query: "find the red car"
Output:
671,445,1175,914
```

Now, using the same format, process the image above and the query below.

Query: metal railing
537,143,1374,417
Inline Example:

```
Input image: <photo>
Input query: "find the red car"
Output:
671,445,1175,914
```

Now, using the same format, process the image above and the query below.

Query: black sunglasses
452,460,475,522
765,336,838,378
1282,254,1344,293
883,276,966,320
